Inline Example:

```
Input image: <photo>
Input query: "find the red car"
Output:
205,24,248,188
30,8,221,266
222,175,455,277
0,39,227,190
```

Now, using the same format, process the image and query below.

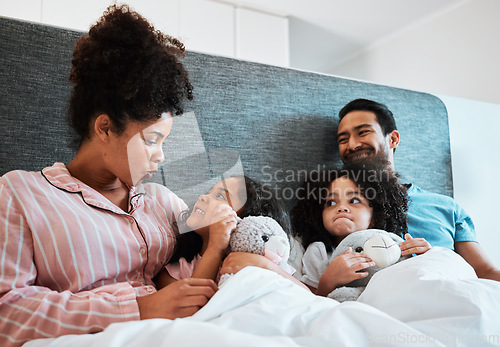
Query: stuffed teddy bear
325,229,410,302
218,215,294,285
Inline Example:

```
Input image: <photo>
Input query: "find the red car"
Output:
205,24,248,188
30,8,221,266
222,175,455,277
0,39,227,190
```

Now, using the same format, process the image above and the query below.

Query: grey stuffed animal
325,229,410,302
219,216,293,285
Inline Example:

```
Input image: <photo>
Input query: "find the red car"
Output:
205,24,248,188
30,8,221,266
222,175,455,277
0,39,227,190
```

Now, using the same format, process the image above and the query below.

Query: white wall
236,8,289,67
329,0,500,106
442,95,500,267
0,0,289,67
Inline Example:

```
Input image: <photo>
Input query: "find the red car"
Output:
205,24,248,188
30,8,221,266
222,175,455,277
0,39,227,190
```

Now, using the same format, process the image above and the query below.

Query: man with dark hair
336,98,500,281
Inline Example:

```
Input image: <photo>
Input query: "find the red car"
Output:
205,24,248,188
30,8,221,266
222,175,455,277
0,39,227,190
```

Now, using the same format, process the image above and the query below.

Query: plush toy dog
219,216,294,285
325,229,409,302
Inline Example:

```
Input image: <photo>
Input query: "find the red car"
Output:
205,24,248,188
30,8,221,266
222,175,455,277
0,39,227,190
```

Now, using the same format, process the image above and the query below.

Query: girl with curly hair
155,175,305,289
291,157,430,294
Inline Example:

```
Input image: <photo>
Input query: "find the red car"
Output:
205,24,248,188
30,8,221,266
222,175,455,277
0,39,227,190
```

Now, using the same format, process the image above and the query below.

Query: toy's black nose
355,247,363,253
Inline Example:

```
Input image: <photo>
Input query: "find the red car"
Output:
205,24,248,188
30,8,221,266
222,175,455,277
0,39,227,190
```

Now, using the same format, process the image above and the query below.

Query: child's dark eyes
325,200,336,207
350,197,362,204
216,192,227,200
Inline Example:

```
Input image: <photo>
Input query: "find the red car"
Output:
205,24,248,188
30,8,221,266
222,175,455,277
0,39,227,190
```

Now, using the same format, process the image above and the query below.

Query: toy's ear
387,232,405,244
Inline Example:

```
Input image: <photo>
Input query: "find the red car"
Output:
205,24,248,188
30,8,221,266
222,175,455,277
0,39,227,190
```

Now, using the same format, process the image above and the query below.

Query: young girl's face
186,176,246,232
322,176,373,239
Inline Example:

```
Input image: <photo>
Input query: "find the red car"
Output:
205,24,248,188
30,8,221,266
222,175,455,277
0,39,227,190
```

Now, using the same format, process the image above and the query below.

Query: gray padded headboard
0,16,453,209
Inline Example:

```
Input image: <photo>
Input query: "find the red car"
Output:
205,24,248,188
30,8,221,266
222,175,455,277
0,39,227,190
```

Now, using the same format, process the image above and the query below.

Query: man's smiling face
336,110,398,165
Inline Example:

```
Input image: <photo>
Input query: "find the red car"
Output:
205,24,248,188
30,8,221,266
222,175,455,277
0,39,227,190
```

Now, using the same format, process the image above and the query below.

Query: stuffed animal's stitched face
363,232,401,268
264,232,290,264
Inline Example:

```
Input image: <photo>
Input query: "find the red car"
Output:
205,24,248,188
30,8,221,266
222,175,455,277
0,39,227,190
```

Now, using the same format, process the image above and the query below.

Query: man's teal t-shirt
406,184,476,250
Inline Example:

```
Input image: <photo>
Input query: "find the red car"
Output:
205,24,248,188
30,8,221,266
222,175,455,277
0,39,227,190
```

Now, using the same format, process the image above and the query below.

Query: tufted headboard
0,16,453,209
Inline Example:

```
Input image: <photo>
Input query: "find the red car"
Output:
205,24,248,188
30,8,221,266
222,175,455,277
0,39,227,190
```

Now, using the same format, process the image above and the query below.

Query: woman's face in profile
109,112,173,187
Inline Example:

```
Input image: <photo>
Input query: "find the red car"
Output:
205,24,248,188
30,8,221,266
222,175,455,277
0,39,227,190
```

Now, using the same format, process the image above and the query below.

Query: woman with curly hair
0,5,217,346
290,156,430,294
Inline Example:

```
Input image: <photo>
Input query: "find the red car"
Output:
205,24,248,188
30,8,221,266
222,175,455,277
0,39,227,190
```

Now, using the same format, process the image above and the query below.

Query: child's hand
316,247,375,296
400,233,431,256
207,205,238,253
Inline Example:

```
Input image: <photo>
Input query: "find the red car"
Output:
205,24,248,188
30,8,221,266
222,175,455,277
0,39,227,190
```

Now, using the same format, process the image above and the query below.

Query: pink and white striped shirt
0,163,186,346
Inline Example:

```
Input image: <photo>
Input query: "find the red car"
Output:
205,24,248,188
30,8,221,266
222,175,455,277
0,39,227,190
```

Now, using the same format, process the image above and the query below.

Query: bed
1,15,500,347
25,248,500,346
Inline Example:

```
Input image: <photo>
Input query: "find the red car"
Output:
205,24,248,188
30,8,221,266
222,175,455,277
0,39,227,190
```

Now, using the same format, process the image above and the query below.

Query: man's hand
136,278,217,320
400,233,431,256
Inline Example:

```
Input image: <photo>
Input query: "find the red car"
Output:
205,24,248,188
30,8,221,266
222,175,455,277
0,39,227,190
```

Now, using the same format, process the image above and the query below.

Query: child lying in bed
155,175,301,288
291,157,431,295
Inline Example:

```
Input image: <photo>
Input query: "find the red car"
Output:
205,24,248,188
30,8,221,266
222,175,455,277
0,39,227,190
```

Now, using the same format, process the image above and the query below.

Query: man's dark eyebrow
337,123,374,139
354,124,374,131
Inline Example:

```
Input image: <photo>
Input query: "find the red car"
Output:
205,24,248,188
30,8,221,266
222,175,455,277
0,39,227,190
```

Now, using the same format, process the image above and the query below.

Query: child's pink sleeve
165,255,201,280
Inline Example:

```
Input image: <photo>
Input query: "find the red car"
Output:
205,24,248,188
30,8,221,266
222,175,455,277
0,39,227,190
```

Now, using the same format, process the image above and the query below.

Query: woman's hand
316,248,375,296
137,278,218,320
206,205,238,254
400,233,431,256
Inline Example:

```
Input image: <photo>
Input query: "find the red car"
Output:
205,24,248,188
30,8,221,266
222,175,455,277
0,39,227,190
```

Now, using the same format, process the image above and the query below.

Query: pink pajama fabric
0,163,186,346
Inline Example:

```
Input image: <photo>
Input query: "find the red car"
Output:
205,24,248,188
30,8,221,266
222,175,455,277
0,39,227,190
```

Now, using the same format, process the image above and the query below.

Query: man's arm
455,241,500,281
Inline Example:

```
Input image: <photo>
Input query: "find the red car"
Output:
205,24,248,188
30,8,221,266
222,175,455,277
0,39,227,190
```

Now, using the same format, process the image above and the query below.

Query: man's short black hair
339,98,397,136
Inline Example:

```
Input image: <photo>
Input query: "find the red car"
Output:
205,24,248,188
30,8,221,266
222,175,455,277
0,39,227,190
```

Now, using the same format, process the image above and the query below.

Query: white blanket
26,248,500,347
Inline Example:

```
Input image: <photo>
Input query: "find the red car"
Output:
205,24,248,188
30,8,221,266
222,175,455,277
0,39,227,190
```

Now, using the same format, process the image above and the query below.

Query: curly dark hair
68,4,193,148
169,176,291,263
291,156,408,253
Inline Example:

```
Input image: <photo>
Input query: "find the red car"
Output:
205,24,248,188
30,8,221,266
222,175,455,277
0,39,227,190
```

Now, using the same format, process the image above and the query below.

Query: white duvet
26,248,500,346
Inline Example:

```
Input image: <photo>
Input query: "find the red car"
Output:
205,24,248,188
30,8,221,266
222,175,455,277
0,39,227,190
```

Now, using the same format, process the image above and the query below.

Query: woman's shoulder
2,163,87,197
1,167,44,186
1,166,59,203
